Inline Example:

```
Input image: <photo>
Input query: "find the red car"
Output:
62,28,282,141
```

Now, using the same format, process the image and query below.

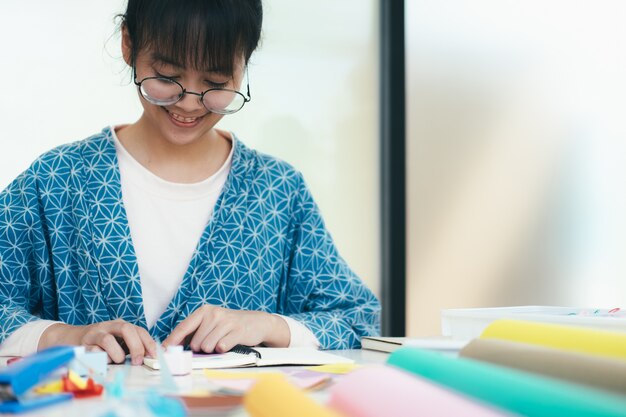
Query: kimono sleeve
283,173,381,349
0,165,52,344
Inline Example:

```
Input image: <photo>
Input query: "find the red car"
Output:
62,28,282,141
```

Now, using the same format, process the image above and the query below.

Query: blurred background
2,0,626,337
406,0,626,334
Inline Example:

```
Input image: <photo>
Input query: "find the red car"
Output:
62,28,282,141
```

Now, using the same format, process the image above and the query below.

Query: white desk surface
0,349,389,417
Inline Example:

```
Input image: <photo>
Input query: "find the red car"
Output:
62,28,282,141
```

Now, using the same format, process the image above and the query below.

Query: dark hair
121,0,262,75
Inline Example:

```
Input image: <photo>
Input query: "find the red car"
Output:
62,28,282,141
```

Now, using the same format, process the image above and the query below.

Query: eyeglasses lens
140,78,182,106
202,90,245,114
140,78,246,114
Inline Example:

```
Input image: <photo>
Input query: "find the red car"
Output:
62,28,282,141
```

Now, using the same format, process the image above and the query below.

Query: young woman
0,0,380,365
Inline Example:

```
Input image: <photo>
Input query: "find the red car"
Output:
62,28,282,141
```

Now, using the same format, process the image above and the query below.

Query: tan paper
460,338,626,395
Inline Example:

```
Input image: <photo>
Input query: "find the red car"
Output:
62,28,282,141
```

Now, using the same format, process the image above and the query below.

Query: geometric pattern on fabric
0,127,380,349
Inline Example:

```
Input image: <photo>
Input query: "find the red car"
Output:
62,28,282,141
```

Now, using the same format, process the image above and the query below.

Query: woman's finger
163,307,206,347
213,329,242,353
200,322,233,353
137,327,157,358
188,315,218,352
116,322,146,365
85,344,111,363
96,333,127,364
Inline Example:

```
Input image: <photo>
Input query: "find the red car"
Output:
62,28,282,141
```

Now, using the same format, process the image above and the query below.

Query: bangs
124,0,262,75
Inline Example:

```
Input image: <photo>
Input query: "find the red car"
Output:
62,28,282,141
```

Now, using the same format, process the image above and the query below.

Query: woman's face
130,46,245,147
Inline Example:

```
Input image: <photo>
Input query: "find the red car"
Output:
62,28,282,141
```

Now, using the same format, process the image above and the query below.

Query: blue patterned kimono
0,127,380,349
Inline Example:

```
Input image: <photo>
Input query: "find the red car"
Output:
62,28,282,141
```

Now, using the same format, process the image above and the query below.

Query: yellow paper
34,380,63,394
481,319,626,360
244,375,344,417
68,370,88,389
305,363,362,374
204,369,283,380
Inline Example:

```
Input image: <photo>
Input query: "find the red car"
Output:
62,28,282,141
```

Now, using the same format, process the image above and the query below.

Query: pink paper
328,365,509,417
213,373,330,394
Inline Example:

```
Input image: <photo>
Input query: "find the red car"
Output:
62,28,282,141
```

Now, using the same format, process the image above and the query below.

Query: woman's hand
162,306,291,353
39,319,157,365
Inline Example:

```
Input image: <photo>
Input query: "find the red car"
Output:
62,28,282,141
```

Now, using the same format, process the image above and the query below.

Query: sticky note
205,369,330,393
204,370,283,380
244,375,344,417
304,363,362,374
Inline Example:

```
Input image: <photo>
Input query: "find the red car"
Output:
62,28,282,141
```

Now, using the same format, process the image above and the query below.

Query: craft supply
481,319,626,360
145,389,186,417
329,365,508,417
304,363,362,375
203,369,330,393
162,345,193,376
244,375,343,417
70,347,108,377
204,370,283,380
388,347,626,417
61,372,104,398
34,380,64,395
460,338,626,395
0,346,75,413
153,342,178,395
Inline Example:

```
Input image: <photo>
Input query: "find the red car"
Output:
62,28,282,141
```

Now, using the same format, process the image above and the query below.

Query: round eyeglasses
133,67,251,115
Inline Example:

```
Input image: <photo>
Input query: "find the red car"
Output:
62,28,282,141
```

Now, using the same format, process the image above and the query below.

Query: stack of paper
388,346,626,417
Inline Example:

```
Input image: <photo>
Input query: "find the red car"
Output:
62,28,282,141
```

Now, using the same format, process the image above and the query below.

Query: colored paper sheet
204,369,330,393
204,370,283,380
328,365,509,417
481,319,626,360
244,375,344,417
460,338,626,395
305,363,362,374
34,380,64,394
67,370,88,389
388,347,626,417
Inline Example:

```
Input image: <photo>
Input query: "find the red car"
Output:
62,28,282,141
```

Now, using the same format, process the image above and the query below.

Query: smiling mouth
165,108,205,123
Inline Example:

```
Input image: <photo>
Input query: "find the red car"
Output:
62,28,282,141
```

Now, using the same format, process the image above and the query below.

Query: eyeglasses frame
132,66,251,115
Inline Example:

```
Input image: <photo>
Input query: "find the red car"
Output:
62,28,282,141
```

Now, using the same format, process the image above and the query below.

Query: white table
1,349,389,416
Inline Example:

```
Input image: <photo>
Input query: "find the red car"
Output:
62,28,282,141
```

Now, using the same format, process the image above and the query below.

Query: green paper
388,347,626,417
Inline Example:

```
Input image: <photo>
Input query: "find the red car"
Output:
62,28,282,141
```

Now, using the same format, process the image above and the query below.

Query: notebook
361,336,468,353
143,347,354,370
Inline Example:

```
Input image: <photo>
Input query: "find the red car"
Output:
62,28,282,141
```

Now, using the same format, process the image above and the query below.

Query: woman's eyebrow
150,53,231,76
150,53,184,69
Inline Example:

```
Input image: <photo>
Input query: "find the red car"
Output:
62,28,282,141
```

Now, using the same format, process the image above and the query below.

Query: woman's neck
115,119,232,184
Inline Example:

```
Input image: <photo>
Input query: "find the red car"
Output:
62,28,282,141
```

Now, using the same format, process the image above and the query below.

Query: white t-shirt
0,128,319,356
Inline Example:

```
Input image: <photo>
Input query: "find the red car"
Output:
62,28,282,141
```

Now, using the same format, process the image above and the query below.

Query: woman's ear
121,24,132,66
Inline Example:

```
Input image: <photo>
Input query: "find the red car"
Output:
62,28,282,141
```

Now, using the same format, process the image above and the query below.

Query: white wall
407,0,626,335
0,1,380,295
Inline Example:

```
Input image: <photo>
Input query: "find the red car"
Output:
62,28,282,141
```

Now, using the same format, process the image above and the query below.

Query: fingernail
132,355,142,366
